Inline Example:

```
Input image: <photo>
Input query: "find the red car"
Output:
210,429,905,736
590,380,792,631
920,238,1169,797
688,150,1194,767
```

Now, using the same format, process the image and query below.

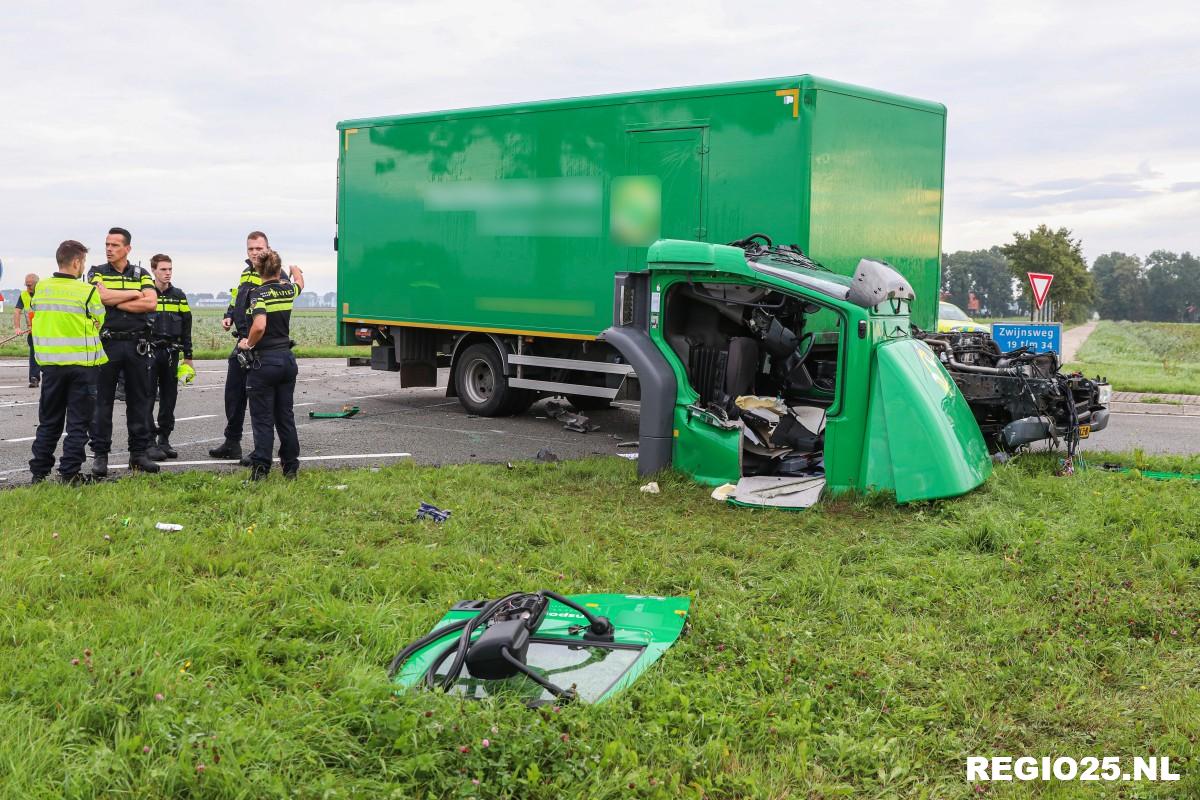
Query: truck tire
454,343,531,417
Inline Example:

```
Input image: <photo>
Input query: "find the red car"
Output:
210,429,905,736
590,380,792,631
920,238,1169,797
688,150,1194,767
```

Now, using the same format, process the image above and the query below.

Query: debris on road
535,448,560,463
544,399,600,433
308,405,360,419
416,502,452,523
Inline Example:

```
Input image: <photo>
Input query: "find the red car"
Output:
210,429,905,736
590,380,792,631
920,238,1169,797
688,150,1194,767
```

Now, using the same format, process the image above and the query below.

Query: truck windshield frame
749,263,853,305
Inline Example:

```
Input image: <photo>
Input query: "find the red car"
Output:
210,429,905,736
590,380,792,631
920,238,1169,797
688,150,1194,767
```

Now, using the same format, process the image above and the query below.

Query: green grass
0,309,367,360
1066,321,1200,395
2,454,1199,798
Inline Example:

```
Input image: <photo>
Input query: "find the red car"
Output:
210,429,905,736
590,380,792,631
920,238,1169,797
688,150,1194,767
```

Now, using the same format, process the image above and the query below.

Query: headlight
1097,384,1112,405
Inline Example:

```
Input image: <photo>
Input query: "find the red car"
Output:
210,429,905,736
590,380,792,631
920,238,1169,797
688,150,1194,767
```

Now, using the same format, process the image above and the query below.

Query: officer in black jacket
146,254,193,460
239,249,304,479
209,231,268,461
87,227,160,476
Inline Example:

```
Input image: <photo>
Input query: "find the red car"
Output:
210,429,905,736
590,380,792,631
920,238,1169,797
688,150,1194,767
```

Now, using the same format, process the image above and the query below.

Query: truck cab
604,239,991,508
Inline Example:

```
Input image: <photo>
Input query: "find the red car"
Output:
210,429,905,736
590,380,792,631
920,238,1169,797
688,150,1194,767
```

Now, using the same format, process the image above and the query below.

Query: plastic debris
416,502,452,523
616,453,639,460
308,405,360,419
535,448,560,463
544,399,600,433
155,522,183,532
639,481,660,494
328,484,349,491
710,483,737,501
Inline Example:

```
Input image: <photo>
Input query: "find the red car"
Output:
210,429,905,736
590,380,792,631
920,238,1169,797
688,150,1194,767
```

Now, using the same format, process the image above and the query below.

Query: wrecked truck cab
603,240,991,507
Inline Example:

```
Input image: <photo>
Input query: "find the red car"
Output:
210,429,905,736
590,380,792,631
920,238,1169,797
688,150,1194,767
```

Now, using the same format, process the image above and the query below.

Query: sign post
1028,271,1054,322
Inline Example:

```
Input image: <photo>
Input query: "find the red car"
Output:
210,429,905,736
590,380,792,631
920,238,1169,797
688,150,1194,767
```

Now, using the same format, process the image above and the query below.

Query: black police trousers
91,338,153,456
26,333,40,383
222,346,248,442
30,365,98,478
246,349,299,474
148,346,180,437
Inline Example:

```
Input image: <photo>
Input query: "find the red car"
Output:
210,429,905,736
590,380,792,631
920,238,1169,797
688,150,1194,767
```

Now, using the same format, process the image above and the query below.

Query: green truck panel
336,75,946,340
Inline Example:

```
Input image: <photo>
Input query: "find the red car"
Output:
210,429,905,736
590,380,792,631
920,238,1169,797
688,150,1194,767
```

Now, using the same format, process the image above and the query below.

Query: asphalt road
0,357,1195,484
0,357,639,484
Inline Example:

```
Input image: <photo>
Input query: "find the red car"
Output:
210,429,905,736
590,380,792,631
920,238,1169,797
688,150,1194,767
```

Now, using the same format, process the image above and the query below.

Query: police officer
209,231,269,462
28,241,107,484
87,227,160,476
239,249,304,479
13,272,40,388
146,254,193,460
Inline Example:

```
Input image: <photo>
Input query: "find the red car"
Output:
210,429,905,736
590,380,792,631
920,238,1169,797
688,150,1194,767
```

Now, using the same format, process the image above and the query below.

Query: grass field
2,454,1199,798
1,308,366,360
1065,321,1200,395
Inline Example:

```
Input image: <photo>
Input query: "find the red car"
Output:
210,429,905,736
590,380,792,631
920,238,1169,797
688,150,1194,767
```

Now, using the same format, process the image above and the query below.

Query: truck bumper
1000,407,1110,449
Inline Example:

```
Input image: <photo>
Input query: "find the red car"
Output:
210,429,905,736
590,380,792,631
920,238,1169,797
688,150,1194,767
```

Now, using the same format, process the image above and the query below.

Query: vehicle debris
154,522,183,532
535,448,560,463
308,405,361,419
416,502,451,523
639,481,660,494
544,399,600,433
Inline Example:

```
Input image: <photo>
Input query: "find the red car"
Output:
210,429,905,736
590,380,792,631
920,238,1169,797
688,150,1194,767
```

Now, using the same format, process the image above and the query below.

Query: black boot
158,434,178,459
91,453,108,477
248,463,270,481
147,442,167,461
208,440,241,459
129,452,161,473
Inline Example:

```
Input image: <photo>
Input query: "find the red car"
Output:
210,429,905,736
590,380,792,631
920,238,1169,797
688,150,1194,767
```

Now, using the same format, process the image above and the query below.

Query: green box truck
334,75,1102,506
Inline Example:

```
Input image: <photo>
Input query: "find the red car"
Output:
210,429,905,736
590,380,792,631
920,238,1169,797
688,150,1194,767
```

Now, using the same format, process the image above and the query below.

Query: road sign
1027,272,1054,310
991,322,1062,355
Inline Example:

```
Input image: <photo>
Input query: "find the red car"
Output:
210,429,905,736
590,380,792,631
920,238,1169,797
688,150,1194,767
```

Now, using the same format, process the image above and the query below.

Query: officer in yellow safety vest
13,272,41,388
28,241,108,484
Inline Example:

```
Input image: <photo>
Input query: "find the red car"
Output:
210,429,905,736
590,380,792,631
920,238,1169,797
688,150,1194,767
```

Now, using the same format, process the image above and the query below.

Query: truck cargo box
336,75,947,339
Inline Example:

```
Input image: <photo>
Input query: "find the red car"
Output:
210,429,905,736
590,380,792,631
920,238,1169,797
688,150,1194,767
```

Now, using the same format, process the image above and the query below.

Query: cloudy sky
1,0,1197,295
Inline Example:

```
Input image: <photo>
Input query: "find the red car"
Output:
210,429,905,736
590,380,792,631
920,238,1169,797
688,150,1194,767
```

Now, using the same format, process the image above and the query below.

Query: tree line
941,224,1200,324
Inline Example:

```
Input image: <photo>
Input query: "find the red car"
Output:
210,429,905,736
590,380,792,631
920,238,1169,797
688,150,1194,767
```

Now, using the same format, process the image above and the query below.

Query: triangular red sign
1028,272,1054,310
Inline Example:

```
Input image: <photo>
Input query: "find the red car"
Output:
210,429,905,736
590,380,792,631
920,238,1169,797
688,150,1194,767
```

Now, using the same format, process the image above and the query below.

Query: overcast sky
1,0,1197,295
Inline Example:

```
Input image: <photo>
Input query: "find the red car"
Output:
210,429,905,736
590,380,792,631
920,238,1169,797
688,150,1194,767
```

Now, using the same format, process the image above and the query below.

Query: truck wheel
566,394,612,411
454,343,527,417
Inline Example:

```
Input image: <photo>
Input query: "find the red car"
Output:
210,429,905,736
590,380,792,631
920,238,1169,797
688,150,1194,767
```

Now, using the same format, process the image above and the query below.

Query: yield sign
1028,272,1054,310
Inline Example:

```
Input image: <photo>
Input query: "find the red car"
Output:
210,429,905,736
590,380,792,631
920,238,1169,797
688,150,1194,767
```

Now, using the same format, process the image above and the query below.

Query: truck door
625,127,709,252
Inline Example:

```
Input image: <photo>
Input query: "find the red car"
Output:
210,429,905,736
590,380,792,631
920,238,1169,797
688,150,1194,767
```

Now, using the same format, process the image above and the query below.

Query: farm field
1065,321,1200,396
2,453,1198,798
1,308,365,360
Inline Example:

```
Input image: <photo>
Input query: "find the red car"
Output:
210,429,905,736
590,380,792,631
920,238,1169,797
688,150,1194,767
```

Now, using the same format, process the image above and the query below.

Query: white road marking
0,385,30,389
1110,411,1200,420
0,400,39,408
174,414,219,422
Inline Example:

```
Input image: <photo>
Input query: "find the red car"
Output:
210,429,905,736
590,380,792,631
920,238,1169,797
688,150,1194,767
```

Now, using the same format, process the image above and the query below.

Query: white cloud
1,0,1198,294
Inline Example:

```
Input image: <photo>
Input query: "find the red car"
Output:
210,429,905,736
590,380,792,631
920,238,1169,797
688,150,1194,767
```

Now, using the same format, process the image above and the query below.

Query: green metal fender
860,339,991,502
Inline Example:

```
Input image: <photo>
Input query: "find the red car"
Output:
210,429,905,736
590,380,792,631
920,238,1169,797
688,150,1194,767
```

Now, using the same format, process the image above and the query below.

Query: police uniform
245,277,300,477
16,288,40,387
87,261,158,473
28,273,107,482
148,284,193,457
210,261,262,458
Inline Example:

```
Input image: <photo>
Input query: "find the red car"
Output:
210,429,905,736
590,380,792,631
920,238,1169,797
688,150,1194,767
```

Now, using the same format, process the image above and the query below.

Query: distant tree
1145,251,1200,322
1001,225,1094,323
941,247,1014,317
1091,252,1147,321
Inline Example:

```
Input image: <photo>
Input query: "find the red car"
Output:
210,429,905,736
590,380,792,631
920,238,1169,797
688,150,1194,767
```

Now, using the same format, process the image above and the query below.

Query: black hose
500,648,576,701
438,592,528,692
386,618,469,678
945,357,1021,377
540,590,613,638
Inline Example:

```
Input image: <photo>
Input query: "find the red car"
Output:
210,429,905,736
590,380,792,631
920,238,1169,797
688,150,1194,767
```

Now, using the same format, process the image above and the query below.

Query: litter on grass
155,522,183,532
416,502,452,523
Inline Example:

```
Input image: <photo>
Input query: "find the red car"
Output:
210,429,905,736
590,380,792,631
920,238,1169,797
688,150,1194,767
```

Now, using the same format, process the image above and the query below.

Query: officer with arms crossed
210,231,269,462
238,249,303,479
13,272,41,388
87,227,160,476
28,241,107,484
146,254,193,460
